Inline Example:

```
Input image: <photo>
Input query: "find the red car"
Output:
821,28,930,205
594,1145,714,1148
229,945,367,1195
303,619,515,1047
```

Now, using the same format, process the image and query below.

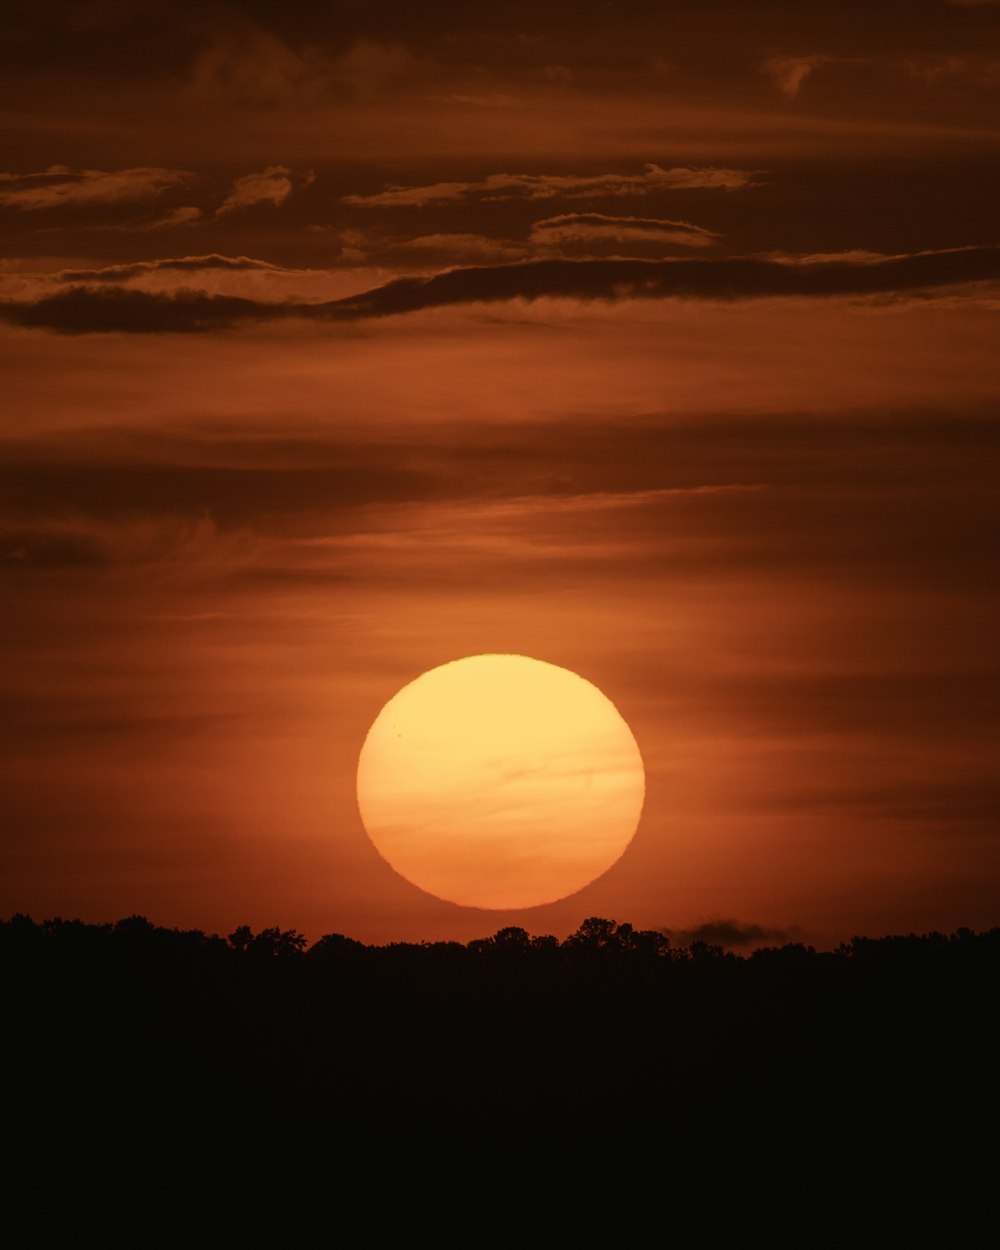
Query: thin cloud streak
343,164,757,207
0,166,192,210
55,255,290,283
83,206,204,233
530,213,719,248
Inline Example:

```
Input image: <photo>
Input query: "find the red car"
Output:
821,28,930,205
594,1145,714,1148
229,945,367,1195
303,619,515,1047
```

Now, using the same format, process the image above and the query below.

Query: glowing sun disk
356,654,645,909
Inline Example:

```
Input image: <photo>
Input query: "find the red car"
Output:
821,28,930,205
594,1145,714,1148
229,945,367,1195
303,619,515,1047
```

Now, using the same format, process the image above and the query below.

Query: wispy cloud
59,206,204,235
1,515,268,581
217,165,313,215
761,55,832,99
0,167,192,211
188,22,324,107
114,206,203,232
0,253,369,309
55,255,288,283
343,164,757,207
334,38,417,98
531,212,719,249
903,53,1000,87
395,234,530,263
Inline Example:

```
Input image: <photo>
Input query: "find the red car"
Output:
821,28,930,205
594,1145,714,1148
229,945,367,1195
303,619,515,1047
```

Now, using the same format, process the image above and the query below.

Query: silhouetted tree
228,924,306,957
307,932,365,964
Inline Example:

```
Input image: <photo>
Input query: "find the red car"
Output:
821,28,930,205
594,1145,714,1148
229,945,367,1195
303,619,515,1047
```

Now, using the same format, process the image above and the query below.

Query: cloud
0,442,443,536
1,286,276,333
765,249,890,266
903,54,1000,88
342,164,757,207
317,246,1000,320
189,25,416,106
35,205,203,237
188,22,323,106
4,246,998,333
0,166,192,211
0,515,269,581
334,38,417,98
217,166,313,215
308,228,530,267
110,206,203,232
303,226,370,262
530,213,719,249
55,254,288,283
1,526,109,570
761,55,831,99
5,405,995,606
541,64,574,85
666,920,794,949
395,234,530,264
0,253,374,310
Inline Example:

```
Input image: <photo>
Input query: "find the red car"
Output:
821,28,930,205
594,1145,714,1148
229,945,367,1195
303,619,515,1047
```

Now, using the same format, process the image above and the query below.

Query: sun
356,654,645,909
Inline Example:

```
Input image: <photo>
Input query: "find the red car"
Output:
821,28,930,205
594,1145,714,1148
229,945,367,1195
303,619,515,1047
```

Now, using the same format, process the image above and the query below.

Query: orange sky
2,0,999,948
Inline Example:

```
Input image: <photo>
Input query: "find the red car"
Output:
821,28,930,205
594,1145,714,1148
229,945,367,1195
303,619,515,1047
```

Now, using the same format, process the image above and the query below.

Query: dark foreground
3,915,997,1246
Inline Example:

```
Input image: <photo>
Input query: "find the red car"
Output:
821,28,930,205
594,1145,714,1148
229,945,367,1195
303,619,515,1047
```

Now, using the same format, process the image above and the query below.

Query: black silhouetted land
2,914,997,1246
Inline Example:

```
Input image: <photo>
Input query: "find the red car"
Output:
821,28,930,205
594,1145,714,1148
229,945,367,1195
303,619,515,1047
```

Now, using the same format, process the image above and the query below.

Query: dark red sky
2,0,999,947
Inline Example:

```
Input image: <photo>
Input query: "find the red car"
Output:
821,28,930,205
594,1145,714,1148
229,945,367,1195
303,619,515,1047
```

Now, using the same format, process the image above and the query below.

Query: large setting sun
356,654,645,909
4,3,999,1235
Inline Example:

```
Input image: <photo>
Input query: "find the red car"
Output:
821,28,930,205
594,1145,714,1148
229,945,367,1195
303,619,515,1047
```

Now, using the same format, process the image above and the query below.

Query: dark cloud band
2,246,998,333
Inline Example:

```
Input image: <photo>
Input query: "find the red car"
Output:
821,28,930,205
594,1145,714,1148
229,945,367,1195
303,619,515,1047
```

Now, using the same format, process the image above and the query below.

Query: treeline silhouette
5,912,998,1123
3,913,997,1245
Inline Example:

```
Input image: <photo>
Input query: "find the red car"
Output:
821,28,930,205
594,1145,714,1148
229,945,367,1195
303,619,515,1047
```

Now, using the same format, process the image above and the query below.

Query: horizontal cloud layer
3,245,998,333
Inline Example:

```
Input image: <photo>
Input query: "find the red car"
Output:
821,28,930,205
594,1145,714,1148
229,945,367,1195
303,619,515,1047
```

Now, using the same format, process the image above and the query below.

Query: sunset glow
1,0,998,949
